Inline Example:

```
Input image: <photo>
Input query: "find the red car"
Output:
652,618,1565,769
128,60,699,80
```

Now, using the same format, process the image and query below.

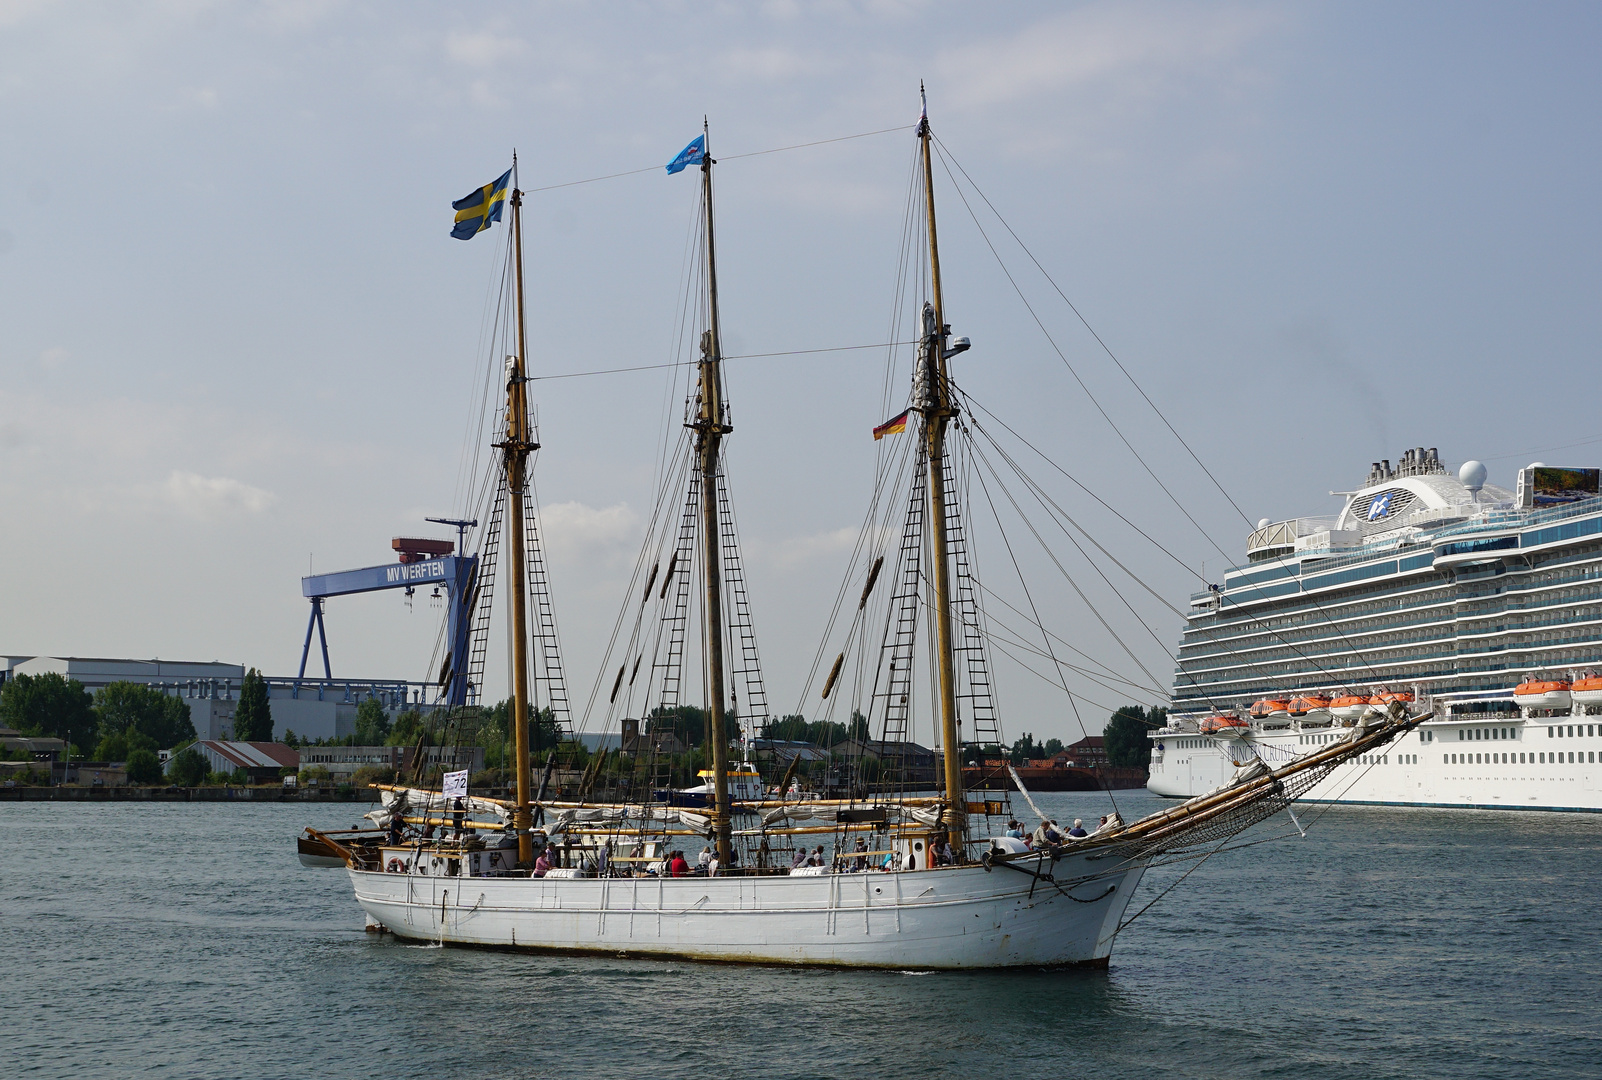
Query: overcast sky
3,2,1599,745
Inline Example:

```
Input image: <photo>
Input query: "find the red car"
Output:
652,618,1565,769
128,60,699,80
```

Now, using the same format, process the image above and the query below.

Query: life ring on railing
387,858,404,874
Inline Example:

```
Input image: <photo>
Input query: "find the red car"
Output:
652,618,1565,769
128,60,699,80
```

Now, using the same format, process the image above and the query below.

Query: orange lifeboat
1329,693,1370,721
1513,678,1571,709
1288,693,1332,718
1571,673,1602,707
1248,699,1290,720
1200,715,1252,735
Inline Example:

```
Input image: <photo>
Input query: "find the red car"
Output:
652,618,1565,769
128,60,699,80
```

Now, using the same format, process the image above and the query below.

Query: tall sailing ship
303,94,1424,968
1152,450,1602,811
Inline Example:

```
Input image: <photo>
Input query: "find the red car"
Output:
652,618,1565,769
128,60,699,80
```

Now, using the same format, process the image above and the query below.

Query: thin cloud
937,2,1282,109
446,30,528,69
538,500,641,562
163,470,277,519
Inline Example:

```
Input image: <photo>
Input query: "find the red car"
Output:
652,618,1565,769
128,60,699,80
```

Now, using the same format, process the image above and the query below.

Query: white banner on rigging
441,769,469,799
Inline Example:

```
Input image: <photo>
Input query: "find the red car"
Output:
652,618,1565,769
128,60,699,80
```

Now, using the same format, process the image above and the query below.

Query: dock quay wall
0,785,381,803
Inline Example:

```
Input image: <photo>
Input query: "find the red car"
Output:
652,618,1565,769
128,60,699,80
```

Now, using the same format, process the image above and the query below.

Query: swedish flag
451,168,512,240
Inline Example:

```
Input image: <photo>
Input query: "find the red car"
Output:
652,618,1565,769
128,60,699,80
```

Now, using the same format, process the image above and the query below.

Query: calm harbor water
5,791,1600,1080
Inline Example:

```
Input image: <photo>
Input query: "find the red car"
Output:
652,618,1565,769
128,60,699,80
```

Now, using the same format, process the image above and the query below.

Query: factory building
1,656,440,744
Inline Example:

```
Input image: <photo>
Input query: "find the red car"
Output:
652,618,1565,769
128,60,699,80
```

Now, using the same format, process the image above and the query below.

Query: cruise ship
1150,448,1602,812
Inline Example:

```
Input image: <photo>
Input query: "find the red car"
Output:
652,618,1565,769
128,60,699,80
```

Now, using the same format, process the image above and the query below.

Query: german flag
872,409,910,440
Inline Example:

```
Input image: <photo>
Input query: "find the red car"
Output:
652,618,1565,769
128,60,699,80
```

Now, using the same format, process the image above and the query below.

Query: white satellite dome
1257,517,1271,530
1458,460,1487,494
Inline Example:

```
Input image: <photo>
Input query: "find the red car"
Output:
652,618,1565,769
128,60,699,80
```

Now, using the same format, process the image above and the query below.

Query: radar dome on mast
1459,459,1487,501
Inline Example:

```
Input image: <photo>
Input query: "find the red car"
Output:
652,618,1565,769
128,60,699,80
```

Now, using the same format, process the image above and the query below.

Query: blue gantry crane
298,517,479,706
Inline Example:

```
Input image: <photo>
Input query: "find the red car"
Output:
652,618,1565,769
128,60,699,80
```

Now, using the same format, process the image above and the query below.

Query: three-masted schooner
304,97,1426,969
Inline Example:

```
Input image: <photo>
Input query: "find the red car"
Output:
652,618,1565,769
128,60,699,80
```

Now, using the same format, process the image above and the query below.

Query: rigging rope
932,133,1255,530
519,124,912,195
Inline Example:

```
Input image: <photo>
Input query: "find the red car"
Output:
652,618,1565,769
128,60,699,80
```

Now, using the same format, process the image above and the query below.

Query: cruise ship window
1591,752,1597,763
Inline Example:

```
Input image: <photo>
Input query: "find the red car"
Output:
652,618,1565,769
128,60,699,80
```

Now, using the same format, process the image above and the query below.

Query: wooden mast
504,155,537,866
918,86,967,853
695,121,734,865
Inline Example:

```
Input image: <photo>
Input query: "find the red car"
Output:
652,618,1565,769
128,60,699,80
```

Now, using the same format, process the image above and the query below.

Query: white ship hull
1149,717,1602,811
350,852,1144,968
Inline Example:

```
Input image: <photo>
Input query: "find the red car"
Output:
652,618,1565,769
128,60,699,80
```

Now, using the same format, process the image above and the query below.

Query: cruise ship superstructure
1151,448,1602,812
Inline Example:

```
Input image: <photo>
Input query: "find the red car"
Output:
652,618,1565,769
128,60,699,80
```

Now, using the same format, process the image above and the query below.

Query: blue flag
666,135,705,175
451,168,512,240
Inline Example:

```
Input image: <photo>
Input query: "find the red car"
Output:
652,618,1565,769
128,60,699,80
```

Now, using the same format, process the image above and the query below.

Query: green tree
0,672,96,744
354,698,390,744
351,763,396,788
95,726,155,762
1010,732,1048,764
765,714,810,742
234,668,272,741
386,708,425,747
648,704,707,747
1044,737,1064,756
168,747,209,786
761,713,849,748
1104,706,1159,769
848,710,870,742
126,747,163,785
531,706,562,753
94,682,195,749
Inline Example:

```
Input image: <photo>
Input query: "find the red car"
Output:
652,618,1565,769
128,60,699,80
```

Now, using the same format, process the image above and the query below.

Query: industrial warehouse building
0,655,440,743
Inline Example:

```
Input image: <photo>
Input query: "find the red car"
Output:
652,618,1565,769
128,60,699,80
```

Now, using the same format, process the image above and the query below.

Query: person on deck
790,847,810,871
707,853,719,877
935,839,954,866
851,837,868,871
1031,820,1053,847
451,797,465,836
386,817,404,846
533,849,550,877
670,851,690,877
1066,819,1089,838
698,846,713,874
1044,821,1064,844
1005,820,1025,840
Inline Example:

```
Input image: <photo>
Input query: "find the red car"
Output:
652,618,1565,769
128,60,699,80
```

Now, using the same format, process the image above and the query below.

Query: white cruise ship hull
350,852,1144,968
1149,717,1602,812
